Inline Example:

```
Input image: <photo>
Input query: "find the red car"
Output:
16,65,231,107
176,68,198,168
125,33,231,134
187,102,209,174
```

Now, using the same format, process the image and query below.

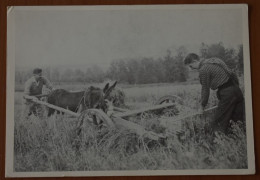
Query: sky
11,5,244,70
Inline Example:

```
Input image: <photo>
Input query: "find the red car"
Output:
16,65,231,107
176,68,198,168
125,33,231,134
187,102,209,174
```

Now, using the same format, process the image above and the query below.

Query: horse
46,81,117,117
106,87,126,108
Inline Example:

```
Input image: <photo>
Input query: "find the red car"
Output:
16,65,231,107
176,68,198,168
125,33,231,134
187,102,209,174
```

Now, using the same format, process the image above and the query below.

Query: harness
76,87,105,112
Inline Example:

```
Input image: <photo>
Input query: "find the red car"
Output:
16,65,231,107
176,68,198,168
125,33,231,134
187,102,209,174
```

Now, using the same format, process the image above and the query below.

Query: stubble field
13,82,248,171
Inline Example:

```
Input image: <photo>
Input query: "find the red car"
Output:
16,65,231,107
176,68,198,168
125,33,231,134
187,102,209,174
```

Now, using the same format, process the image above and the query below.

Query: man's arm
23,79,37,100
24,80,31,96
230,71,239,86
199,67,211,108
42,77,53,90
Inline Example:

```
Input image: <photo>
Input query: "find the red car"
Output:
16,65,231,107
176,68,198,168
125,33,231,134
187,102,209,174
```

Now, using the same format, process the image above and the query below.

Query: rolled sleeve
42,77,53,90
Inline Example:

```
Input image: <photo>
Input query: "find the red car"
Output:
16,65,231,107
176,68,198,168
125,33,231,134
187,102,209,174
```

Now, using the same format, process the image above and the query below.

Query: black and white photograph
6,4,255,177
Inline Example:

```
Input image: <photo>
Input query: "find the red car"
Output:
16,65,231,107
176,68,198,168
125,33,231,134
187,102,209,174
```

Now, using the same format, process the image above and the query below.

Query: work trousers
212,85,245,134
22,100,44,119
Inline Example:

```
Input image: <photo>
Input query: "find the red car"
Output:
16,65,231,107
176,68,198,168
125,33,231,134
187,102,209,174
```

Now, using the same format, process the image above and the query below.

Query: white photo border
5,4,255,177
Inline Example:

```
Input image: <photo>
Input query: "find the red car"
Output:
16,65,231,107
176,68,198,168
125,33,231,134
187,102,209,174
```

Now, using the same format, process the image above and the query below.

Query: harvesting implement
24,94,216,141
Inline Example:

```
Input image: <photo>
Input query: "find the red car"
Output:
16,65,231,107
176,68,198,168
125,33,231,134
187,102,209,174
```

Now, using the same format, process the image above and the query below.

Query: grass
13,82,248,171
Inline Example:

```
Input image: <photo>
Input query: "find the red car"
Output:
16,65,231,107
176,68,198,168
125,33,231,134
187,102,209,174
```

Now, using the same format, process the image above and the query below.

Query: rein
76,88,105,112
75,92,85,113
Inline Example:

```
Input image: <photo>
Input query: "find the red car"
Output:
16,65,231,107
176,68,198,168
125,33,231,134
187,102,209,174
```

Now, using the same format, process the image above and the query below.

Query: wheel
154,95,183,117
155,95,183,105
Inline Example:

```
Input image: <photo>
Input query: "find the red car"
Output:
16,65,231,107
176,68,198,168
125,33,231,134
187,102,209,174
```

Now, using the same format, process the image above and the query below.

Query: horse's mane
84,86,104,101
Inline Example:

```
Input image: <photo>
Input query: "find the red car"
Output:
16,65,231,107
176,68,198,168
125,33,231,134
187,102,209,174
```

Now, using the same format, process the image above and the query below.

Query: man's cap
33,68,42,75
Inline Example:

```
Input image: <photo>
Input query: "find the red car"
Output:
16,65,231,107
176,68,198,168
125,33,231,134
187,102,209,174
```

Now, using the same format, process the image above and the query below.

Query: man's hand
44,87,55,94
32,96,38,101
28,96,38,102
24,95,38,102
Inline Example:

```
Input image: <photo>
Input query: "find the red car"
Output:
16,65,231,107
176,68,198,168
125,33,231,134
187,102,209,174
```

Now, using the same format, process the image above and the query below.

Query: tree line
15,43,244,85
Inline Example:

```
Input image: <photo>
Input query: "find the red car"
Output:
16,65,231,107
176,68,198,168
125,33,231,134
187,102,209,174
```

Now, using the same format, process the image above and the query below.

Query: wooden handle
25,95,80,117
116,103,175,118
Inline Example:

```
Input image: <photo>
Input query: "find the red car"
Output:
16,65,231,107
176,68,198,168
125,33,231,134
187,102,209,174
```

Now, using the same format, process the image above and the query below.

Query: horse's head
105,87,126,108
81,81,117,113
103,81,117,99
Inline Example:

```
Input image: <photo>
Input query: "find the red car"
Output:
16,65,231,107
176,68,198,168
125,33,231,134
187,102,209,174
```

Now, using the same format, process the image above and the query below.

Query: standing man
23,68,54,118
184,53,245,134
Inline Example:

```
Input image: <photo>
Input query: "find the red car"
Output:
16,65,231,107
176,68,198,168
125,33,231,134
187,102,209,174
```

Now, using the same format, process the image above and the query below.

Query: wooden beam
182,106,217,121
113,116,165,140
34,94,49,98
113,107,128,112
116,103,175,118
25,95,166,140
159,106,218,126
25,95,80,117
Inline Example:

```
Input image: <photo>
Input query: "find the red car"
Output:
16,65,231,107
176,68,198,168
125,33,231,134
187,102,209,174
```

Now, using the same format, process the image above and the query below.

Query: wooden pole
159,106,218,125
116,103,175,118
25,96,80,117
34,94,49,98
25,95,167,140
113,116,165,140
113,107,128,112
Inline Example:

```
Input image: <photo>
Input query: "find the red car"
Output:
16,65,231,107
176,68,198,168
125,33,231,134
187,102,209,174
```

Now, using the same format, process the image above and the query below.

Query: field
13,82,248,172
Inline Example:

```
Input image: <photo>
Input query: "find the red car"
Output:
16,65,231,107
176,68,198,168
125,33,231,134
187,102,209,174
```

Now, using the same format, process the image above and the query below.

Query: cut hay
74,118,164,156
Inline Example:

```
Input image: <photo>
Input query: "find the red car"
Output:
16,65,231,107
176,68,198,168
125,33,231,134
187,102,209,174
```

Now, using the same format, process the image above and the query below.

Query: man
23,68,53,118
184,53,245,134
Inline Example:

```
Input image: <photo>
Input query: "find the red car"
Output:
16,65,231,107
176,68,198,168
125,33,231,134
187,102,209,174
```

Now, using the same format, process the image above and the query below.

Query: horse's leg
48,108,54,117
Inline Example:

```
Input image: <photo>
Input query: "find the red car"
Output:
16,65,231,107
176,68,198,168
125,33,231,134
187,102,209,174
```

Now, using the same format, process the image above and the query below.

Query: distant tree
62,68,73,82
117,60,128,83
163,49,177,82
175,46,188,82
107,61,119,81
107,59,137,83
176,46,187,58
15,71,23,84
224,48,237,69
202,42,238,69
85,67,94,82
51,68,60,82
137,58,158,84
200,42,209,59
15,69,33,84
42,67,51,80
154,58,167,83
125,59,139,84
96,65,105,82
162,47,188,82
74,68,85,82
206,42,226,60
